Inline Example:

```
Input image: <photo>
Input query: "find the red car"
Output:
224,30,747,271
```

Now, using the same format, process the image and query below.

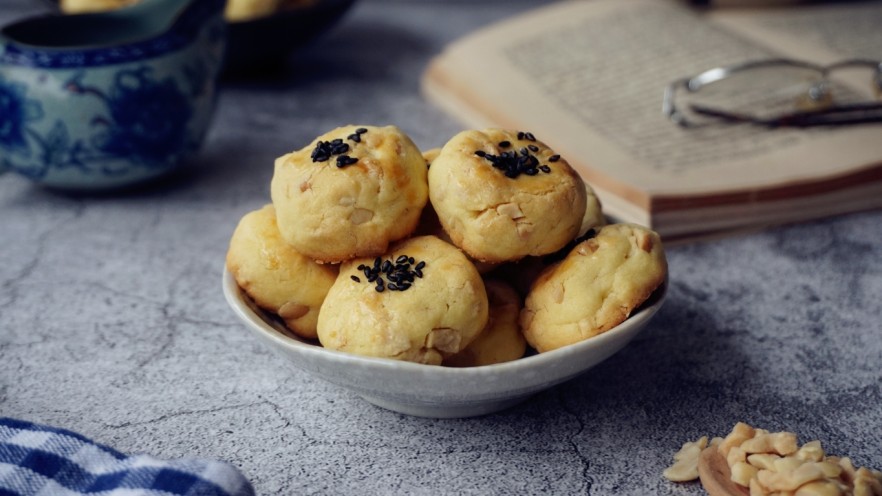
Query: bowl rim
222,266,668,378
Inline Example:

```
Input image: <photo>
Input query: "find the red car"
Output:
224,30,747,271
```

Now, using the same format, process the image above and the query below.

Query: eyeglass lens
673,62,880,127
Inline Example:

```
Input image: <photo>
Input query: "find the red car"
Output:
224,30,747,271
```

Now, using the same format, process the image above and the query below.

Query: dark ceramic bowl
224,0,356,74
44,0,357,75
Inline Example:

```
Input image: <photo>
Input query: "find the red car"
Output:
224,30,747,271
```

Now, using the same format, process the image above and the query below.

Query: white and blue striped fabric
0,418,254,496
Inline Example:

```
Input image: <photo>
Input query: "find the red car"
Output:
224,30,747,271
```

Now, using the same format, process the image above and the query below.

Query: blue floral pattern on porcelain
0,0,226,190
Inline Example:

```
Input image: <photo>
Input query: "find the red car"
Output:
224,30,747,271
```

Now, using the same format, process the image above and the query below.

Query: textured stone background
1,1,880,494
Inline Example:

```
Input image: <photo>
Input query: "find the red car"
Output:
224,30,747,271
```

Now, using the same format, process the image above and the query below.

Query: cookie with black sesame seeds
317,235,489,365
271,125,429,263
226,204,338,340
519,223,667,353
428,128,587,264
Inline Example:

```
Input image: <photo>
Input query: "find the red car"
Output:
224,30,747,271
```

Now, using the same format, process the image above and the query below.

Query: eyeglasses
663,58,882,128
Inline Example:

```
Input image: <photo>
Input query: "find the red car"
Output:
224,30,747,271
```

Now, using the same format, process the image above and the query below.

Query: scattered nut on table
664,422,882,496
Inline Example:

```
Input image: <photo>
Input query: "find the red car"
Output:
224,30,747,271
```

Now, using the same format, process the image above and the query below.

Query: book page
710,2,882,63
423,0,882,205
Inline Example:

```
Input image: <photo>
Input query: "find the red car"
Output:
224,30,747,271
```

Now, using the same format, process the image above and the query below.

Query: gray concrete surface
1,1,880,494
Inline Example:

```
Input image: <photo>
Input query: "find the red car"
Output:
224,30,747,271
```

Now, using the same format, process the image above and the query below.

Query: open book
421,0,882,241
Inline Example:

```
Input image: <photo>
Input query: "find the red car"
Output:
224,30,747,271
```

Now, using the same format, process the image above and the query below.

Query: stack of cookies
227,125,667,366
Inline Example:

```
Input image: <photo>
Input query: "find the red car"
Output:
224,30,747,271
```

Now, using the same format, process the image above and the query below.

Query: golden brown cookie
412,201,497,275
493,181,606,296
520,223,667,353
317,235,488,365
422,147,441,168
226,204,338,340
428,129,587,263
59,0,136,13
444,280,525,367
224,0,280,21
580,181,606,236
271,125,428,263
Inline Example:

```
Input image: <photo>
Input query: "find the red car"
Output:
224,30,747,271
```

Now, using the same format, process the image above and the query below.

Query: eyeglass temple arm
689,102,882,128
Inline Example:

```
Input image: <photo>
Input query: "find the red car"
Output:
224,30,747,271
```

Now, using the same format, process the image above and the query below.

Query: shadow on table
527,276,763,429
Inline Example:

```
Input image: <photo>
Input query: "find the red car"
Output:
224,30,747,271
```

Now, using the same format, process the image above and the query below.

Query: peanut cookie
428,129,587,263
271,125,428,263
520,223,666,352
317,235,488,365
226,204,338,339
580,181,606,236
445,279,525,367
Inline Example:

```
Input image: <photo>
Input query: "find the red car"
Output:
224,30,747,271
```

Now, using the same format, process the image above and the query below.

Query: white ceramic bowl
222,268,667,418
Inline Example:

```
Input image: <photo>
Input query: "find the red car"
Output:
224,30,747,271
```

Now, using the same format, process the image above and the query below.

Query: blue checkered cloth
0,418,254,496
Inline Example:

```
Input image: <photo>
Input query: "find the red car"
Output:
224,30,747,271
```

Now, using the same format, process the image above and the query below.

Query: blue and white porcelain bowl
0,0,226,190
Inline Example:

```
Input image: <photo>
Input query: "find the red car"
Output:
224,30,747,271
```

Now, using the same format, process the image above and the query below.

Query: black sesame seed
311,141,330,162
354,254,427,292
540,165,551,173
498,140,511,148
548,154,560,162
311,135,359,165
336,155,358,167
476,145,554,179
355,127,368,134
528,144,539,152
347,133,361,143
